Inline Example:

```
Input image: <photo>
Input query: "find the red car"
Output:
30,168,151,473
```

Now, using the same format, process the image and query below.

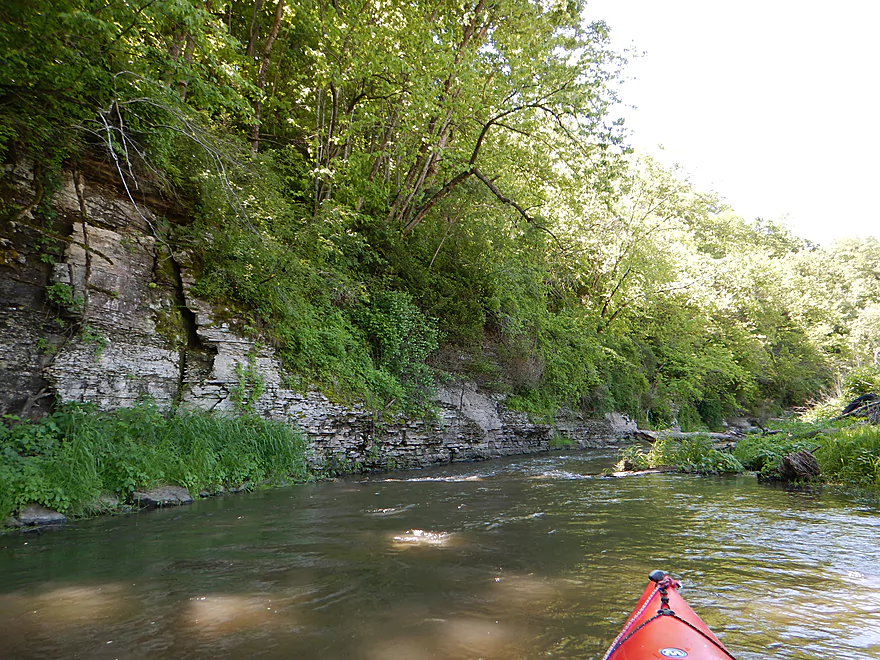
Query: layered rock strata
0,162,633,473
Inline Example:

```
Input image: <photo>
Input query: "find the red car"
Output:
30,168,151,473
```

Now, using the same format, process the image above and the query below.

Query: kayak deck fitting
602,570,737,659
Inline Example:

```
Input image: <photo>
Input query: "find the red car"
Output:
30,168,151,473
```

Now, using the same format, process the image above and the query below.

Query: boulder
132,486,193,508
604,412,638,435
17,504,68,525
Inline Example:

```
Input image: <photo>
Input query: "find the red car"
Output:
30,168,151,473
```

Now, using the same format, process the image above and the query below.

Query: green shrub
505,310,604,420
842,366,880,399
615,445,650,471
732,434,814,475
353,291,439,413
549,431,573,449
592,336,650,420
677,403,705,433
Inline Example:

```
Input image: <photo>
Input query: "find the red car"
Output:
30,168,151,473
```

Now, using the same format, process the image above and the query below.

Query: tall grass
1,403,311,521
817,426,880,488
613,421,880,490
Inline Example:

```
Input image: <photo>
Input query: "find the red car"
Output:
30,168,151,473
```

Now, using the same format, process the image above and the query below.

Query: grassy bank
615,421,880,490
1,403,311,522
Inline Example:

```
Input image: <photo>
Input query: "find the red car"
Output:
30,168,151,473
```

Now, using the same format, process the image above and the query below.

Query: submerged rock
17,504,68,525
132,486,193,508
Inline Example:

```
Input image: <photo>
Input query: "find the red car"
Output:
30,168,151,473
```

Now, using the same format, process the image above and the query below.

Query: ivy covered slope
4,0,880,430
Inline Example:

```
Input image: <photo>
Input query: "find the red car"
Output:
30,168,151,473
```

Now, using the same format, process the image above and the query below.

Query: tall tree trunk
246,0,264,58
167,2,210,101
251,0,285,156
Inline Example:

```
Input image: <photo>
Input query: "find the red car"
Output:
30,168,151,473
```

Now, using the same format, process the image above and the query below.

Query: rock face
1,159,186,417
0,161,633,471
132,486,194,508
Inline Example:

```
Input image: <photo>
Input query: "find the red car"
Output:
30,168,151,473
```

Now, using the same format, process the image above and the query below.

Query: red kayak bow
602,571,736,659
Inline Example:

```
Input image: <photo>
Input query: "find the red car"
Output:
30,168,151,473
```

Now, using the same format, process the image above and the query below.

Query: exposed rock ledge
1,161,637,476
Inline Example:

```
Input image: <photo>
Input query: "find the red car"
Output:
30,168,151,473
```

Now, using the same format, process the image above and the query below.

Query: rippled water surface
2,450,879,659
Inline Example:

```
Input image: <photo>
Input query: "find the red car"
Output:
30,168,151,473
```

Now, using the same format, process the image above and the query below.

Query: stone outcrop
1,159,186,416
0,161,634,473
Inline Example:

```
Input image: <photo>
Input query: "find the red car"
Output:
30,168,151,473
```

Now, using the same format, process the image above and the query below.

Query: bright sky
585,0,880,246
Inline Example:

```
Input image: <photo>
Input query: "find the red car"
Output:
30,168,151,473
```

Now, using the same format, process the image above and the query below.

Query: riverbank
1,404,312,527
6,401,879,531
613,420,880,489
1,399,633,529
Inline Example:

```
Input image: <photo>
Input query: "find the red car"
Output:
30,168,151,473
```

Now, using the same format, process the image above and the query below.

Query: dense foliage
4,0,880,429
818,425,880,488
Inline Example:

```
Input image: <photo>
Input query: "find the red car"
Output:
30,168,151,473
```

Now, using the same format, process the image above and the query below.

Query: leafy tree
1,0,865,427
0,1,252,166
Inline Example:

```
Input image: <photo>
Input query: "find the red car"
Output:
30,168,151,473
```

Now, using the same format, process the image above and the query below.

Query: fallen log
834,393,880,423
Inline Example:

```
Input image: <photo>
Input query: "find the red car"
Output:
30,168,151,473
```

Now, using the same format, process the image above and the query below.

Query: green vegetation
0,403,310,521
733,433,818,476
616,435,744,475
817,425,880,488
614,407,880,491
45,282,84,317
2,0,880,489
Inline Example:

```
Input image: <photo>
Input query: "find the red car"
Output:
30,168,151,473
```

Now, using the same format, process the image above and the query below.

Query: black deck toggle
649,570,667,583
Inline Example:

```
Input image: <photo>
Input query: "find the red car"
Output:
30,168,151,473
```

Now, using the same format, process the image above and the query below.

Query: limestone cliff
1,161,634,469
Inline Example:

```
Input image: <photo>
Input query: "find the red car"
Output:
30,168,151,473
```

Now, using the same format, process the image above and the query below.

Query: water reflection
186,594,294,635
363,617,517,660
0,583,129,625
1,451,879,659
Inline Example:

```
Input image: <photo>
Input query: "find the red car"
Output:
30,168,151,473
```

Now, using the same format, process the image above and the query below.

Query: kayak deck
603,571,736,659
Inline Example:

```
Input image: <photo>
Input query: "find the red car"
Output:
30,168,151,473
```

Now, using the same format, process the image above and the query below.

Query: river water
2,450,879,659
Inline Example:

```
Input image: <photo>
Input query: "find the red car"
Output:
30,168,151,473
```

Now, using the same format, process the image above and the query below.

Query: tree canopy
3,0,879,427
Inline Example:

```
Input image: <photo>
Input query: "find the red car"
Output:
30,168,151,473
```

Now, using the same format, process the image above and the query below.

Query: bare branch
402,169,474,234
472,168,561,247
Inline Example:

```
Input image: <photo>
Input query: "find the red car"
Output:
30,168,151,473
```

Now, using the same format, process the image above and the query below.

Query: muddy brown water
1,450,879,659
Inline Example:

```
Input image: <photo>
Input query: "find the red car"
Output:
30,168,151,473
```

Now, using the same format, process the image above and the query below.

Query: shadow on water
1,449,879,659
